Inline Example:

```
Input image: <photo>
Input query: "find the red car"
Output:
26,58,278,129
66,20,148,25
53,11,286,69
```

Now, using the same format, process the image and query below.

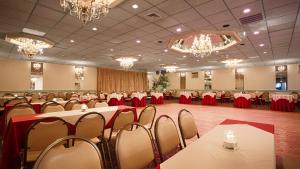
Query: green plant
152,74,170,91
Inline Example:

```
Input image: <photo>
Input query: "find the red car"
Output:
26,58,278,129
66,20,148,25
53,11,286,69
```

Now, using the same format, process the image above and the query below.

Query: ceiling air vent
146,12,161,18
239,13,263,25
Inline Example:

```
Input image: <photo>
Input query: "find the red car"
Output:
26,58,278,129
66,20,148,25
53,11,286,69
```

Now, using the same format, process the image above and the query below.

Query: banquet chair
6,104,35,127
115,123,157,169
259,91,269,105
95,101,109,108
75,112,105,144
65,92,73,100
46,93,56,101
87,99,97,108
6,96,28,106
71,102,82,110
41,101,65,114
154,115,182,162
104,109,135,142
138,105,156,130
64,99,80,111
31,93,44,103
223,91,232,103
57,92,66,100
178,109,200,147
22,117,69,168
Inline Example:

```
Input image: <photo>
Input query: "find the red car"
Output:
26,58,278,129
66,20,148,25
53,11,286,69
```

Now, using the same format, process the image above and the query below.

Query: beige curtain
97,68,148,92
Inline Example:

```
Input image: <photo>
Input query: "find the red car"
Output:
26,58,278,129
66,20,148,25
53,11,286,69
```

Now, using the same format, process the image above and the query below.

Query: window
275,65,287,91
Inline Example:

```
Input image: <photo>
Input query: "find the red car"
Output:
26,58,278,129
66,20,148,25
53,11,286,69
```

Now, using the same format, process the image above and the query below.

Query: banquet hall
0,0,299,169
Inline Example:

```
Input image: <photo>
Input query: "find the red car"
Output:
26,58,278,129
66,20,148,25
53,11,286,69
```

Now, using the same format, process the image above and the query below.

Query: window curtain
97,68,148,92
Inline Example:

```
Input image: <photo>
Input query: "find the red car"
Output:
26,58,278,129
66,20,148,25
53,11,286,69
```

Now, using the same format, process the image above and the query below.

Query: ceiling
0,0,300,72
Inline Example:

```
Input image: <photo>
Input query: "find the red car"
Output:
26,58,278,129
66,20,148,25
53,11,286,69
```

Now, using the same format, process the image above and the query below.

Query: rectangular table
159,124,275,169
1,105,137,169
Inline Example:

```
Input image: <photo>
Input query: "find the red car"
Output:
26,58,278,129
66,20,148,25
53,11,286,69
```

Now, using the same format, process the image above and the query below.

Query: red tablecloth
270,99,295,112
178,95,192,104
108,97,124,106
233,97,251,108
220,119,274,134
202,95,216,105
150,96,164,104
0,106,137,169
131,97,147,107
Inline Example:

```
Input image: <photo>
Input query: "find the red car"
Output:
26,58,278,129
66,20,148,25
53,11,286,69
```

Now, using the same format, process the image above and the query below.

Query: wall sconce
31,62,43,75
277,65,286,72
75,66,84,80
180,72,186,77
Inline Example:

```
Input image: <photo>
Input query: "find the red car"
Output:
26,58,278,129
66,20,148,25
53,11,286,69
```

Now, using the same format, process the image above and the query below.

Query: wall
212,68,235,90
242,66,275,90
288,64,300,90
185,72,204,90
0,58,97,91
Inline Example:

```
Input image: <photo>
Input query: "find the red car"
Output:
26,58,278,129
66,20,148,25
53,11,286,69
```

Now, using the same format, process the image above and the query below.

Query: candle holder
223,130,238,150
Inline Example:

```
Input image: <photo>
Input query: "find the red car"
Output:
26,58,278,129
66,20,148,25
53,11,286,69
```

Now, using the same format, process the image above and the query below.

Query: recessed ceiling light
138,54,142,57
263,51,267,54
132,4,138,9
253,31,260,35
216,50,219,53
243,31,247,36
70,39,75,43
173,62,177,64
136,40,141,43
22,28,46,36
197,60,200,62
92,27,98,31
243,8,251,14
248,56,259,59
176,28,182,32
259,43,264,47
183,55,187,58
110,48,114,52
164,49,168,52
158,59,161,61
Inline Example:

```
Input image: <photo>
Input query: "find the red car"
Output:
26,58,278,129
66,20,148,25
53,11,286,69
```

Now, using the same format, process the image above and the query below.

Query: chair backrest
154,115,182,162
95,102,109,108
31,93,41,102
6,105,35,126
64,99,80,111
33,136,105,169
87,99,97,108
75,112,105,140
178,109,200,147
71,103,82,110
112,110,135,132
24,117,69,162
57,92,66,100
41,101,65,113
46,93,56,101
138,105,156,129
116,123,156,169
6,97,28,106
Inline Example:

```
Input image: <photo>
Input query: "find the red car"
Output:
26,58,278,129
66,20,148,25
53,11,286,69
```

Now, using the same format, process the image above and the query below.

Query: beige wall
242,66,275,90
212,68,236,90
288,64,300,90
0,59,97,91
186,72,204,90
167,73,180,89
0,59,31,91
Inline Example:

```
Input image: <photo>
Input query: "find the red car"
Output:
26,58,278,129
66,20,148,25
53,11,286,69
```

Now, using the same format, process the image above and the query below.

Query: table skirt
179,95,192,104
108,97,124,106
234,97,251,108
150,96,164,104
131,97,147,107
202,95,216,105
270,99,295,112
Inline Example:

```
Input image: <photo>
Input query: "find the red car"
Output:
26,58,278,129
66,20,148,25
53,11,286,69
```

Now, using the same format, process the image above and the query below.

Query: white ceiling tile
195,0,227,17
157,0,191,15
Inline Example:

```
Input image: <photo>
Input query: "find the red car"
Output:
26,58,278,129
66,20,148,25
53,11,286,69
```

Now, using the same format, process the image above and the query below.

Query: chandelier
168,31,241,58
222,59,243,67
116,57,138,69
5,33,54,58
164,66,178,73
190,34,213,58
60,0,111,24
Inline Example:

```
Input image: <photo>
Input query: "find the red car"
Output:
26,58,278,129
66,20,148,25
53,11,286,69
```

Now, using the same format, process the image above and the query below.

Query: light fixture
183,55,187,58
277,65,286,72
259,43,264,47
110,48,114,52
196,59,200,62
59,0,115,24
222,59,243,67
33,62,42,71
176,28,182,32
74,66,84,80
243,8,251,13
164,49,168,52
253,31,260,35
5,33,54,58
263,51,267,54
136,39,141,43
116,57,138,69
180,72,186,77
164,65,178,73
132,4,138,9
169,31,240,59
92,27,98,31
70,39,75,43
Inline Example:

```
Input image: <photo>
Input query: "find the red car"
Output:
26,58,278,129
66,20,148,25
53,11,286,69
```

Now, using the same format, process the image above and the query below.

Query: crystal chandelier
164,66,178,73
222,59,243,67
60,0,110,24
116,57,138,69
5,33,53,58
190,34,214,58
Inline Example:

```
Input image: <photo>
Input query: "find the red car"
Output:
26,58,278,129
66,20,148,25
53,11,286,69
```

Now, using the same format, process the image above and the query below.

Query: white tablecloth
151,92,163,99
80,95,98,100
202,92,216,98
271,94,294,103
107,93,123,102
36,106,118,125
160,124,275,169
180,91,191,98
234,93,251,100
131,92,147,100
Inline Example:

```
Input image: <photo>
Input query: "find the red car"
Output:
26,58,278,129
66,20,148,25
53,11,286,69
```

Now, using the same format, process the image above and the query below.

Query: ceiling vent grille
239,13,263,25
